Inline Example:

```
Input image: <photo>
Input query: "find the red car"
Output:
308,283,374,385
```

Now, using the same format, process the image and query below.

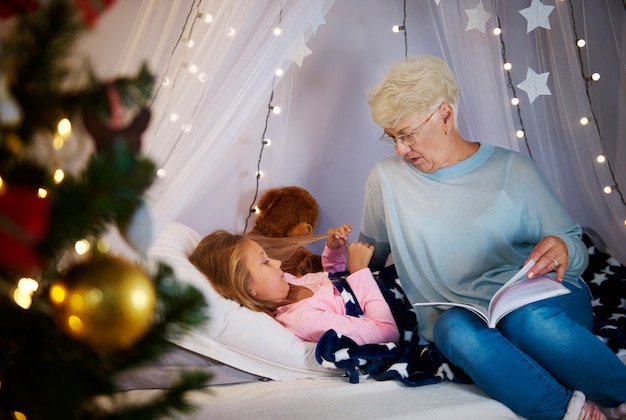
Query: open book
413,260,571,328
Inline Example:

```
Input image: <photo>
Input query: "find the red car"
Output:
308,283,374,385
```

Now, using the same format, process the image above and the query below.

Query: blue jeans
433,279,626,420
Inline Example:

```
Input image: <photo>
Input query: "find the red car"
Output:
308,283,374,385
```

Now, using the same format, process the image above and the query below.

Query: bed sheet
115,377,523,419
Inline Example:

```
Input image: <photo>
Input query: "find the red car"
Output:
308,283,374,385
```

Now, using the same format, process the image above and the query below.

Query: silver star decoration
519,0,555,33
517,67,551,103
618,349,626,358
591,297,602,307
465,0,491,33
310,10,326,35
288,35,312,68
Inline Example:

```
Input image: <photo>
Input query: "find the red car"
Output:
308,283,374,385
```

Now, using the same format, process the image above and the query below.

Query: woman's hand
525,235,568,281
326,224,353,250
347,242,374,274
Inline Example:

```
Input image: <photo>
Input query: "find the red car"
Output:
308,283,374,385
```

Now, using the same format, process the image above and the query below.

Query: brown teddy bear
251,186,323,277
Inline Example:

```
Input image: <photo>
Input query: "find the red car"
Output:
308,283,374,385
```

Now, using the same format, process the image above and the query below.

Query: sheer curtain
84,0,625,264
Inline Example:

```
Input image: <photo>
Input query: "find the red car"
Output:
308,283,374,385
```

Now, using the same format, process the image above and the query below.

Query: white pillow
147,221,342,380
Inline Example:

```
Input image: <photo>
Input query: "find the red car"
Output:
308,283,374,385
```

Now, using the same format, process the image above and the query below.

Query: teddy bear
251,186,323,277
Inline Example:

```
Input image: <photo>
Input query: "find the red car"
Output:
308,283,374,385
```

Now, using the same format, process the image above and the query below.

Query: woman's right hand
347,242,374,274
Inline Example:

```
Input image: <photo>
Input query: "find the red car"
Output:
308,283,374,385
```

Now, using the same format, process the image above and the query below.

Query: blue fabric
315,266,471,386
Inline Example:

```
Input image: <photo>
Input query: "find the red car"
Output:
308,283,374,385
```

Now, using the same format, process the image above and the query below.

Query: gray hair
368,55,459,128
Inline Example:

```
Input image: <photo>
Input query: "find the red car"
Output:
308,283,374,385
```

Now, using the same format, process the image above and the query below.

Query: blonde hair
188,230,328,316
368,55,459,128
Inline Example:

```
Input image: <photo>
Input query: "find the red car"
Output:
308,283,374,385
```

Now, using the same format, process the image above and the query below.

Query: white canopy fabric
81,0,625,264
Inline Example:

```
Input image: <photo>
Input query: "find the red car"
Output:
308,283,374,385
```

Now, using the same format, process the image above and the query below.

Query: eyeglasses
379,106,439,147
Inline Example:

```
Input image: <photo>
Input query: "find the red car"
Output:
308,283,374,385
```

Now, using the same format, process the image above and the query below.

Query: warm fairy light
96,238,110,253
53,168,64,184
53,134,64,150
198,72,208,82
511,97,520,106
256,170,264,179
226,27,236,37
50,284,67,304
57,118,72,137
187,64,198,74
169,113,179,122
596,155,606,163
263,138,272,146
503,62,512,71
13,277,39,309
182,123,192,132
576,39,586,48
590,72,600,81
75,239,91,255
68,315,83,332
37,188,48,198
580,117,590,125
392,25,405,33
198,12,213,23
493,27,502,35
273,27,282,36
603,186,613,194
271,106,281,114
186,39,195,48
156,168,167,178
161,76,170,86
0,176,4,191
516,130,525,138
275,68,284,77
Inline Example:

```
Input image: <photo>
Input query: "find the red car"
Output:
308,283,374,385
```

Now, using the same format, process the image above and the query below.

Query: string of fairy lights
565,0,625,209
242,6,285,234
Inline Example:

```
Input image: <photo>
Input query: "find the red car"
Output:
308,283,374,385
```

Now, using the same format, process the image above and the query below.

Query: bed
115,222,625,419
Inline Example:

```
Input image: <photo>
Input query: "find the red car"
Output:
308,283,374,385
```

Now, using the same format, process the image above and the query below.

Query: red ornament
73,0,117,26
0,185,51,270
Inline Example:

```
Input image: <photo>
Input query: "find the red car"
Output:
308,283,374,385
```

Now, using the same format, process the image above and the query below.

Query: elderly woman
359,55,626,420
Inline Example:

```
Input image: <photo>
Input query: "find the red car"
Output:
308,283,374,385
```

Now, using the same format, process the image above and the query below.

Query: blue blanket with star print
315,265,472,386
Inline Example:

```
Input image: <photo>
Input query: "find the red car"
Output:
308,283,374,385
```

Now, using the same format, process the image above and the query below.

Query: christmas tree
0,1,210,418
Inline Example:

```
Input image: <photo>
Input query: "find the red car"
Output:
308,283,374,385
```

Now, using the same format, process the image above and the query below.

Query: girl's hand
326,224,353,250
347,242,374,274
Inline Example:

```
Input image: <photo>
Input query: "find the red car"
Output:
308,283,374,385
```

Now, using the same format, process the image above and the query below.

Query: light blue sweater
359,143,588,341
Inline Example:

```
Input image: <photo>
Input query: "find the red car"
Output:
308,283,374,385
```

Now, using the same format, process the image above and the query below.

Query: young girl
188,224,400,345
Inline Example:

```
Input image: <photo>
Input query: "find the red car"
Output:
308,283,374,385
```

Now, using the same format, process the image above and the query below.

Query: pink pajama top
273,246,399,345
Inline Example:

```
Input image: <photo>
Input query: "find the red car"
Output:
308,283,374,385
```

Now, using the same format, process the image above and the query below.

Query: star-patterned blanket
315,266,471,386
581,234,626,357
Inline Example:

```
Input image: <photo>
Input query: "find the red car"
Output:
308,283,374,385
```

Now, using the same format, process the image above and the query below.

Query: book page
487,274,570,327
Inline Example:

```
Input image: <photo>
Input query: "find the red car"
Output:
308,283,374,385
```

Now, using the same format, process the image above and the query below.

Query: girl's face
244,239,290,303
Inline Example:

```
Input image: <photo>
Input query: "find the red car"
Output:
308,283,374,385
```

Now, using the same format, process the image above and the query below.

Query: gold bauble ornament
49,255,156,352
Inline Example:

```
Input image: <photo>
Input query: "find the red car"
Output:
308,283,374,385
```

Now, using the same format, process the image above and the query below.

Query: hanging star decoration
517,67,551,103
465,0,491,33
310,10,326,35
288,34,312,68
519,0,555,33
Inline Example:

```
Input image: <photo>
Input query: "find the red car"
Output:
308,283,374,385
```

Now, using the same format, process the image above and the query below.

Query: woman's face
244,239,290,303
383,104,452,173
